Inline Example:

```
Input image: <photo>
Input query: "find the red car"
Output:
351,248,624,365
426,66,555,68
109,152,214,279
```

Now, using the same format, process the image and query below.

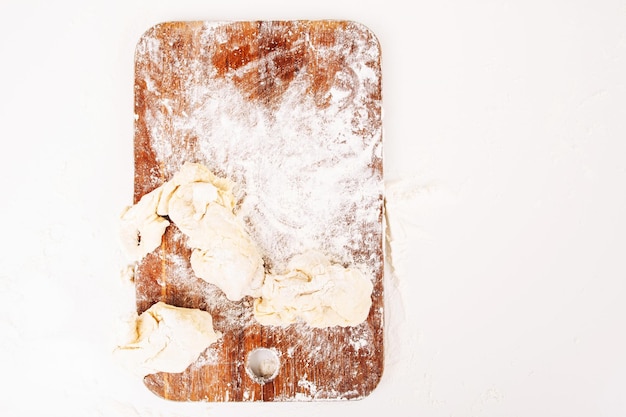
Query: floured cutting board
133,20,383,401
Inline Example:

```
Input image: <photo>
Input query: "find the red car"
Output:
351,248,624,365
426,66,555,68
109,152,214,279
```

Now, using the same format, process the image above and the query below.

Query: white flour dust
135,21,383,276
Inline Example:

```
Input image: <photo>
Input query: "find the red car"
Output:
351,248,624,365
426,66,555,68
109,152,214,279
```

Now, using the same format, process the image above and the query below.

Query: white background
1,0,625,416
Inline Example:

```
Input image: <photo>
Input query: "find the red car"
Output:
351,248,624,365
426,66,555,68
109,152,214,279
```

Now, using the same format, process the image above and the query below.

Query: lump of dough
189,204,265,301
119,162,234,263
156,162,264,301
160,164,265,301
156,161,235,219
166,182,223,237
119,161,265,301
253,251,373,328
157,162,236,243
114,301,221,376
119,187,170,262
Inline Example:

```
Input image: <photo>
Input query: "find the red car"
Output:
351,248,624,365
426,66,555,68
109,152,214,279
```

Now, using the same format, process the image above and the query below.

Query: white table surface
1,0,625,416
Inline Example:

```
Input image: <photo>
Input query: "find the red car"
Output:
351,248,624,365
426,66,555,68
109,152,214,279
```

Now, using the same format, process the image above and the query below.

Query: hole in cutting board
245,348,281,384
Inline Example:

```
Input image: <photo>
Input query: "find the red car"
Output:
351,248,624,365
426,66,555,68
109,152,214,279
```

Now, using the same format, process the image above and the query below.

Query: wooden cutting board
133,20,383,402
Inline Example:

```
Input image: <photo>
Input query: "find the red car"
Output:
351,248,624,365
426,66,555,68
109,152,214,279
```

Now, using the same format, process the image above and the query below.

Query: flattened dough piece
114,301,221,376
119,187,170,262
253,251,374,328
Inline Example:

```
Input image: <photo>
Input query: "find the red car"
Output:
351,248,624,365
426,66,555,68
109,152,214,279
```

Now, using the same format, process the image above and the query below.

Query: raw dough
156,162,264,300
155,161,235,226
253,250,373,328
119,187,170,262
114,301,221,376
119,162,265,301
188,204,265,300
120,162,372,326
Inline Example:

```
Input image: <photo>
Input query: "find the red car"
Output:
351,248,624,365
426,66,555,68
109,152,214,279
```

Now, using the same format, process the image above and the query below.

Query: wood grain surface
133,20,383,402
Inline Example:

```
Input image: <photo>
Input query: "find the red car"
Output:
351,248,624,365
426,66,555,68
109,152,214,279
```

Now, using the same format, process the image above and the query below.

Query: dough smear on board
253,250,374,328
114,301,221,376
119,161,265,301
